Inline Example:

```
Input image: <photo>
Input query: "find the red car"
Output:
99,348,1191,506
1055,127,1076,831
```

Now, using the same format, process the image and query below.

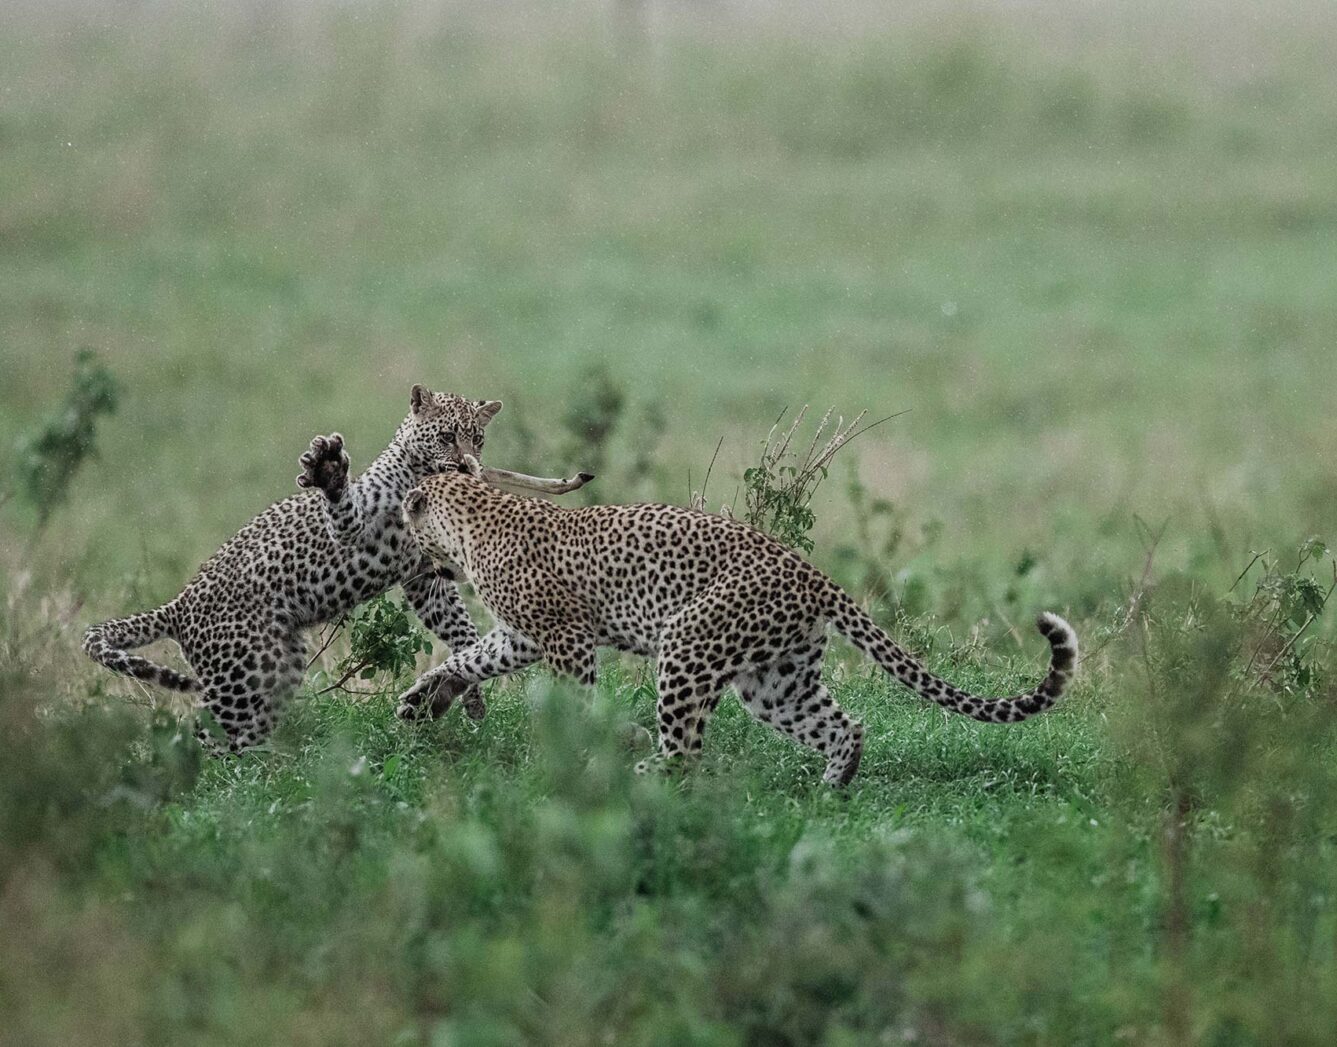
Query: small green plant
559,363,626,503
1116,576,1244,1045
831,460,905,602
324,594,432,693
1231,536,1334,692
737,405,874,554
12,349,120,526
531,363,667,502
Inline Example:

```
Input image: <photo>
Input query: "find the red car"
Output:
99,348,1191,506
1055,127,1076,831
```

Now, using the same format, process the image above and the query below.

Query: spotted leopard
396,463,1078,786
83,385,591,752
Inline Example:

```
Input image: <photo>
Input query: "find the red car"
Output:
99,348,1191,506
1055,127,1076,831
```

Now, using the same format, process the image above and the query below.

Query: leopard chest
300,517,422,620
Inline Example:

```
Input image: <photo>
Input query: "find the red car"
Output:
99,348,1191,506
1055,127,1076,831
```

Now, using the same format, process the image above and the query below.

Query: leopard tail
83,603,199,692
823,582,1077,723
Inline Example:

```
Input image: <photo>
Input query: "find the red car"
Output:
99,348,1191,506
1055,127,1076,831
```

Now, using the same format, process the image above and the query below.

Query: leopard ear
410,384,432,417
477,400,502,426
404,487,428,518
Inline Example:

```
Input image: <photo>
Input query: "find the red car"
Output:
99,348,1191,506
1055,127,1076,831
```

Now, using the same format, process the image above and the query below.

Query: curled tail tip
81,610,196,692
1035,612,1078,672
81,621,107,655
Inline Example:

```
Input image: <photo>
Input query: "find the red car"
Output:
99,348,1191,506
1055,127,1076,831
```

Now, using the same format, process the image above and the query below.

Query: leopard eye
441,430,457,444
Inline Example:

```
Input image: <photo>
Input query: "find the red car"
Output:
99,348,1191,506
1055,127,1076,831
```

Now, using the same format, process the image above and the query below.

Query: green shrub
12,349,120,526
327,594,434,692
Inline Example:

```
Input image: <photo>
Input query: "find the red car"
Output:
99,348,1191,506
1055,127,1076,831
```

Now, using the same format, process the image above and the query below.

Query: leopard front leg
296,432,363,542
396,628,542,721
401,567,487,720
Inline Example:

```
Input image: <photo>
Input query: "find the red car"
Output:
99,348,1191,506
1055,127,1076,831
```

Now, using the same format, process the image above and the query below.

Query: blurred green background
3,2,1337,1044
4,0,1335,597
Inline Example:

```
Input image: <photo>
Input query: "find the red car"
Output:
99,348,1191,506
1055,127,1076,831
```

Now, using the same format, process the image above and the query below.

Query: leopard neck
348,438,421,518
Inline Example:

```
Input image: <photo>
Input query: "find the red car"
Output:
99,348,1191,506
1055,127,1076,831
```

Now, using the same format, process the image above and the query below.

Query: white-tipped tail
826,585,1077,723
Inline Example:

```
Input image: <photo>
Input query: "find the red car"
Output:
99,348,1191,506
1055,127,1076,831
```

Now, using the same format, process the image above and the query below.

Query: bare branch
480,466,595,497
1080,517,1168,666
306,614,348,670
316,659,370,696
1227,552,1263,595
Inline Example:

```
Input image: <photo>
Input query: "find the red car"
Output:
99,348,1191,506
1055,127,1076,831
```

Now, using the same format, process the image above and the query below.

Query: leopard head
398,384,503,477
402,466,493,573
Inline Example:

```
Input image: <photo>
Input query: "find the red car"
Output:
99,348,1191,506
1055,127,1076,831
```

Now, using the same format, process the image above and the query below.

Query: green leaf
1296,577,1327,618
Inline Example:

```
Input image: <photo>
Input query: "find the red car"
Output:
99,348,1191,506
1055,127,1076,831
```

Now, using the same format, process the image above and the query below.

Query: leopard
82,385,592,752
394,462,1078,786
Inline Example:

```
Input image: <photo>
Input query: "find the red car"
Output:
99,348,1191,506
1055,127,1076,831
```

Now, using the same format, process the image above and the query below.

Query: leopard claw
298,432,350,500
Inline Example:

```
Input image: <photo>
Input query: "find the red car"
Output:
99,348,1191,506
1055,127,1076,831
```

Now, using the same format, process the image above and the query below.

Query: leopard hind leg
183,620,306,753
735,631,864,786
636,576,781,773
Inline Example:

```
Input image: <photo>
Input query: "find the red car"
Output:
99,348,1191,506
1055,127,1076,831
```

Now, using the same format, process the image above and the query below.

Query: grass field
3,2,1337,1043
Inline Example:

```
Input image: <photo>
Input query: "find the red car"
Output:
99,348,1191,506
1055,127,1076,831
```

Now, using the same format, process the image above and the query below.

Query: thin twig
770,405,805,464
316,659,369,695
694,434,725,509
306,613,348,669
803,406,836,467
1259,614,1318,681
845,408,912,440
1080,516,1168,666
791,407,907,507
1255,559,1337,681
824,409,911,468
1227,552,1263,595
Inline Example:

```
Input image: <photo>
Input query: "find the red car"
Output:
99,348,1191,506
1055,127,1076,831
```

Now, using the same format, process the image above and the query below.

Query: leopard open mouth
428,454,479,477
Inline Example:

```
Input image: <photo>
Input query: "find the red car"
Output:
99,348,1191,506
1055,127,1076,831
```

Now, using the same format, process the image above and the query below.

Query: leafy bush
1230,536,1333,692
1106,562,1337,1044
698,405,876,555
12,349,120,526
326,593,433,692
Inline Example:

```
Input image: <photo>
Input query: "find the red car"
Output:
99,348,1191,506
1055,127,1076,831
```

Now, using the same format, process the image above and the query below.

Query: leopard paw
297,433,350,501
459,685,488,722
633,752,688,776
395,672,439,721
396,672,472,721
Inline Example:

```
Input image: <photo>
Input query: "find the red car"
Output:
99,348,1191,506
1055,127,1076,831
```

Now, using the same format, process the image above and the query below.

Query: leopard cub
84,385,590,751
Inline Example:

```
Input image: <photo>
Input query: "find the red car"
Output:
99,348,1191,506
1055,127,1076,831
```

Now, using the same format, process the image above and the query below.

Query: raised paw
297,433,350,501
395,672,441,721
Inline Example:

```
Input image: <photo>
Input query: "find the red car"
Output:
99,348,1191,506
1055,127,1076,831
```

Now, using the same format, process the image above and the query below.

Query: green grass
3,2,1337,1043
6,620,1337,1045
